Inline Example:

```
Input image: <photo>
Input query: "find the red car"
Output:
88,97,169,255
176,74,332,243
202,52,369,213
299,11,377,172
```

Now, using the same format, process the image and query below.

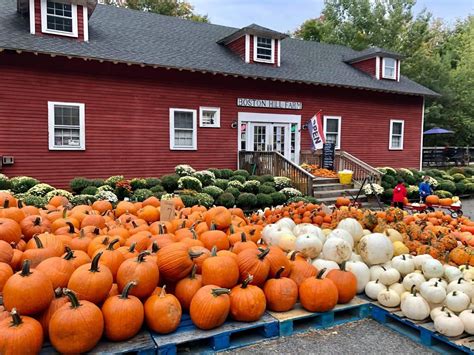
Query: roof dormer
20,0,97,41
345,47,403,81
218,24,288,67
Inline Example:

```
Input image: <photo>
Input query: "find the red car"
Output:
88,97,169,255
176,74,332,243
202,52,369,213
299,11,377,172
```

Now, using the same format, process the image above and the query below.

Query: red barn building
0,0,437,188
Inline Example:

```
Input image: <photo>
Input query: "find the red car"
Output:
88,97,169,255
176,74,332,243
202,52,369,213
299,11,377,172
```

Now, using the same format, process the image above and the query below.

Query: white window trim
375,56,380,79
397,60,401,82
277,39,281,67
48,101,85,151
382,57,397,80
29,0,35,35
83,6,88,42
41,0,78,38
389,119,404,150
323,115,341,150
244,34,250,63
199,107,220,128
169,108,197,150
253,36,275,64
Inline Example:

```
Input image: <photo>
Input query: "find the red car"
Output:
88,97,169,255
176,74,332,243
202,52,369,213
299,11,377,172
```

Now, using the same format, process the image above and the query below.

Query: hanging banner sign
308,111,325,151
237,98,302,110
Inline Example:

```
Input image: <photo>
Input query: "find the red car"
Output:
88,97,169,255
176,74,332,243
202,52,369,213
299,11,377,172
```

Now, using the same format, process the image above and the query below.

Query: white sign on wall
237,98,303,110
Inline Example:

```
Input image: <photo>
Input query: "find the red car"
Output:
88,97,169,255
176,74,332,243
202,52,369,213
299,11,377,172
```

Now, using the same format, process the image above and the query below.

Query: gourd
288,252,317,287
422,259,444,279
447,278,474,301
144,286,182,334
365,280,386,300
378,267,401,286
391,255,415,276
434,312,464,337
266,246,292,278
202,247,239,288
446,291,470,312
294,233,322,259
420,281,446,304
190,285,231,330
428,278,448,290
0,308,43,355
156,243,203,281
262,224,291,247
444,265,463,282
369,265,385,281
392,241,409,256
322,238,352,264
389,282,405,296
327,229,354,249
299,269,338,312
174,265,202,311
237,248,271,287
377,287,401,308
401,286,430,320
402,272,426,291
293,224,326,244
275,217,296,232
312,259,339,276
278,232,297,252
431,306,452,320
345,260,370,293
326,262,357,304
230,275,266,322
413,254,433,270
459,309,474,334
337,218,364,243
263,267,298,312
0,240,13,264
358,233,393,266
385,228,403,243
36,251,76,289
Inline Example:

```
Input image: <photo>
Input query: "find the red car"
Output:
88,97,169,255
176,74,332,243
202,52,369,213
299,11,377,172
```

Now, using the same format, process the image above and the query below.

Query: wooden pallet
371,304,474,354
40,330,156,355
267,296,370,336
150,312,279,354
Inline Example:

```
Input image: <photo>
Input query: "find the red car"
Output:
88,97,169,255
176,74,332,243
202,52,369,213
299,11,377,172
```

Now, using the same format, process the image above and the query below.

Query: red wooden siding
34,0,84,41
226,36,246,60
351,58,376,77
0,51,423,188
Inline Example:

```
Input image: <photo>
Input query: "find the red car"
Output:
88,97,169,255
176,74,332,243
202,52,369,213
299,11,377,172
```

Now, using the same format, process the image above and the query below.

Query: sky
191,0,473,33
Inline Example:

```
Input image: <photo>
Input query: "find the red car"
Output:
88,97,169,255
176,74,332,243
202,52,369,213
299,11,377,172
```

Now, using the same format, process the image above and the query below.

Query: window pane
384,58,396,69
174,111,194,129
174,130,193,147
256,37,273,60
326,133,338,145
240,123,247,150
54,105,80,127
54,128,80,147
46,1,73,33
391,135,401,148
326,119,339,133
392,122,402,135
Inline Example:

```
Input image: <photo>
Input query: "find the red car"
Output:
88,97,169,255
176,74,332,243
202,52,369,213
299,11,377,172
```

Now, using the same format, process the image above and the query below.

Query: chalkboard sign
321,143,336,170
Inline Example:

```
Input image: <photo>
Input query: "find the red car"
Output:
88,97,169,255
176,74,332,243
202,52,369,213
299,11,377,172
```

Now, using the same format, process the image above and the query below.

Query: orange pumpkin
144,286,182,334
299,269,338,312
263,267,298,312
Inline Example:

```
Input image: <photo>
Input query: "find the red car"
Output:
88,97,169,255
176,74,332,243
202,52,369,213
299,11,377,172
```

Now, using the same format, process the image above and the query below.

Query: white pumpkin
362,229,371,236
312,258,339,276
431,306,453,320
365,279,386,300
294,233,322,259
377,288,401,308
446,291,470,313
321,237,352,264
402,272,426,291
447,278,474,301
370,265,385,281
379,267,401,286
278,233,297,252
275,217,296,231
401,289,430,320
262,224,291,246
358,233,393,266
391,254,415,276
462,266,474,281
337,218,364,243
322,228,332,236
459,309,474,334
350,253,363,262
444,265,463,283
420,281,446,304
327,229,354,249
389,282,405,296
385,228,403,243
345,260,370,293
422,259,444,279
413,254,433,270
434,312,464,337
293,224,326,242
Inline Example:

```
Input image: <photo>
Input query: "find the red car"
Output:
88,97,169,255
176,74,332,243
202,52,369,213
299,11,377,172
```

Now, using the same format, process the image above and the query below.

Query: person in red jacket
392,179,407,209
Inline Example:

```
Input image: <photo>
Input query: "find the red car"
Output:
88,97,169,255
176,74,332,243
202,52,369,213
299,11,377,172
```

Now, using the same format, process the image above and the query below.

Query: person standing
392,180,407,209
419,176,433,203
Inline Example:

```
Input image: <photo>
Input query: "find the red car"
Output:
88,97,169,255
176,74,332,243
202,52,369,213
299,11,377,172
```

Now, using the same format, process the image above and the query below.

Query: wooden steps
313,177,367,205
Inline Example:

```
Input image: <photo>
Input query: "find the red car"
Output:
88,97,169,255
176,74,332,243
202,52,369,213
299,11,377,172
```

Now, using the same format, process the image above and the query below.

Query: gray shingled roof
0,0,438,97
217,23,288,44
345,47,405,62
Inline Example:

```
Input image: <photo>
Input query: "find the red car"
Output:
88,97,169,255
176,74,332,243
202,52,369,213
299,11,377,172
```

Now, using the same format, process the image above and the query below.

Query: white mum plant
45,189,73,201
175,164,196,177
399,168,414,176
407,185,419,194
280,187,302,198
362,183,384,195
227,180,244,189
274,176,292,190
426,176,439,187
95,190,118,203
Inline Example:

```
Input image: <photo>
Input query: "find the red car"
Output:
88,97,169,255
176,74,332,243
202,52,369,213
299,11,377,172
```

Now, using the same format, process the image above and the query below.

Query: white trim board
48,101,86,151
420,98,425,169
323,115,342,150
244,34,250,63
29,0,35,35
169,108,197,150
253,36,275,64
389,119,405,150
41,0,78,38
83,6,88,42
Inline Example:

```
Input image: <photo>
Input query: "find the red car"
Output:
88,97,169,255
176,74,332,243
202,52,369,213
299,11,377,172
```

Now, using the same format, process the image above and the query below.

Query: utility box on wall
2,156,14,165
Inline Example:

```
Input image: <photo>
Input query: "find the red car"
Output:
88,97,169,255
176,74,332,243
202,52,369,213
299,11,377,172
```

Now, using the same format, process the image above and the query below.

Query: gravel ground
461,197,474,219
223,319,435,354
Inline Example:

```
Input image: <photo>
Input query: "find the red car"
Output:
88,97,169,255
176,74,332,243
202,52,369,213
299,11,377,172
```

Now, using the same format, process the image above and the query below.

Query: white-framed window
48,102,85,150
253,36,275,63
41,0,78,37
382,58,397,80
199,107,220,128
170,108,197,150
389,119,404,150
323,116,341,149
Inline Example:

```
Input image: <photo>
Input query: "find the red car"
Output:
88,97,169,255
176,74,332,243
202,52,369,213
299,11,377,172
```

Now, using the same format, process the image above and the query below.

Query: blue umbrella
423,127,454,135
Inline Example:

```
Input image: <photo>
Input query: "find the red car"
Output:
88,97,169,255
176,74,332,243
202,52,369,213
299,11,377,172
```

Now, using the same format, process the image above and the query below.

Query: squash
299,269,338,312
434,312,464,337
294,233,322,259
202,247,239,288
377,287,401,308
36,250,76,289
422,259,444,279
230,275,266,322
144,286,182,334
337,218,364,243
401,286,430,320
378,267,401,286
459,309,474,334
293,224,326,244
358,233,393,266
312,258,339,276
326,262,357,304
365,280,385,300
0,240,13,264
420,281,446,304
327,229,354,249
322,238,352,264
426,195,439,205
392,254,415,276
402,272,426,291
289,252,317,287
445,291,470,312
0,309,43,355
0,262,13,293
263,267,298,312
189,285,231,330
237,248,271,286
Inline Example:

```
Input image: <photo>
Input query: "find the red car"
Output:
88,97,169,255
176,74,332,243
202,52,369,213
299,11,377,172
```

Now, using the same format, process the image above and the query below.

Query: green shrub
464,167,474,177
434,190,453,198
216,192,236,208
229,175,246,184
248,175,259,181
274,177,292,190
97,185,114,192
455,182,466,195
451,173,466,182
449,167,465,175
132,189,154,202
195,193,214,208
82,186,98,195
22,194,47,208
208,168,221,179
130,178,148,190
0,174,11,190
95,190,118,203
304,196,319,204
153,191,166,199
145,178,162,188
384,167,397,176
180,194,199,207
426,169,444,177
236,193,257,209
175,164,196,177
90,179,105,187
441,174,454,181
232,169,250,179
403,175,416,185
225,187,240,198
219,169,234,179
27,183,54,197
382,174,396,187
256,193,273,208
270,192,287,206
382,188,394,201
227,180,244,190
70,194,97,206
161,174,180,193
10,176,39,193
178,176,202,191
287,197,309,204
259,184,276,194
407,185,419,199
258,175,275,184
242,180,261,194
262,181,276,189
105,175,125,188
45,189,73,201
437,180,456,193
214,179,229,190
381,182,393,191
202,186,224,199
465,183,474,194
193,170,216,187
151,185,165,193
69,177,91,193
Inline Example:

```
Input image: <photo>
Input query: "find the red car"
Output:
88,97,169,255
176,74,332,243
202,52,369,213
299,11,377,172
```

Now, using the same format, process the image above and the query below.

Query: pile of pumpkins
365,253,474,337
0,193,359,354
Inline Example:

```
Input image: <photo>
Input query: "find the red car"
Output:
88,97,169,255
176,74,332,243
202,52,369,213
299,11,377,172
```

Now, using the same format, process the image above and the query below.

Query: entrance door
249,123,289,157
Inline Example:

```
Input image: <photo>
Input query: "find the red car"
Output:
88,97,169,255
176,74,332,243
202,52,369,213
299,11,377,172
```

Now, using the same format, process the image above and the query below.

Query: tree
100,0,209,22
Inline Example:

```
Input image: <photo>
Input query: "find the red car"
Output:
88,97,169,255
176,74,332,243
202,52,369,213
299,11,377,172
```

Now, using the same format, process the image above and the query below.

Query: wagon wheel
425,206,435,213
450,211,458,219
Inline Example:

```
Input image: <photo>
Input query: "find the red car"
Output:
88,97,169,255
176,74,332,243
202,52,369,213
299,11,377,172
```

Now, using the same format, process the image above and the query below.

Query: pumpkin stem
241,274,254,288
211,246,218,257
20,259,32,277
190,229,198,240
3,199,9,208
241,233,247,242
189,250,204,259
275,267,285,279
63,249,75,260
160,285,167,298
257,248,270,260
54,288,63,298
10,308,23,327
137,251,150,263
316,268,327,279
63,288,81,308
289,251,299,261
181,220,186,228
89,252,103,273
101,236,109,245
33,235,44,249
190,264,197,279
120,281,137,299
211,288,231,297
131,220,138,228
33,216,41,226
62,208,67,219
79,229,85,238
447,312,452,318
402,255,406,260
410,284,417,296
158,224,164,234
65,221,75,234
151,241,159,253
229,225,235,234
17,200,23,208
210,223,217,231
129,242,137,253
93,227,100,235
340,261,347,271
458,278,464,284
107,238,120,250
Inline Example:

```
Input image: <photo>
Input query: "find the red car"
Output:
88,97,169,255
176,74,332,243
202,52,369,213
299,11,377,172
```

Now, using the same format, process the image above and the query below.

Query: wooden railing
238,151,315,196
300,150,382,187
